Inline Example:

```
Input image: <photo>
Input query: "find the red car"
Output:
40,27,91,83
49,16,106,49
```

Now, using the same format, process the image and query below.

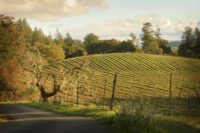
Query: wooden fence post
188,87,190,109
77,81,79,106
103,79,107,109
60,96,62,104
169,73,172,109
54,96,56,104
110,74,117,110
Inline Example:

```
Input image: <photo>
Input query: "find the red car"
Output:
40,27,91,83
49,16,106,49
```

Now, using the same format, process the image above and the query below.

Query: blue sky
1,0,200,40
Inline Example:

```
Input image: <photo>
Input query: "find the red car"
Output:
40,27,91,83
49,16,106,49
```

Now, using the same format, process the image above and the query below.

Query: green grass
23,102,115,129
0,101,30,104
111,113,200,133
23,102,200,133
24,102,115,117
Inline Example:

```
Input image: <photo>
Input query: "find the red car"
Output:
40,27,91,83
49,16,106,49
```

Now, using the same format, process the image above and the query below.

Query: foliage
111,100,200,133
0,14,27,100
159,39,172,54
86,38,135,54
84,33,99,46
178,26,195,57
16,18,33,43
55,29,64,47
35,42,65,63
140,22,172,54
64,33,74,47
116,40,136,52
178,26,200,58
64,45,85,58
140,22,155,53
23,102,200,133
130,33,140,46
0,59,25,100
44,34,54,45
194,28,200,58
32,27,45,44
0,14,24,65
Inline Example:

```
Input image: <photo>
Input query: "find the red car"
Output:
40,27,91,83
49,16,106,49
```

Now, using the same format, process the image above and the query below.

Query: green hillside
43,53,200,110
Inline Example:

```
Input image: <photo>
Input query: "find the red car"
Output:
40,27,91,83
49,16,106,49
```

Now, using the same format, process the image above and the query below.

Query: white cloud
0,0,108,21
63,14,200,40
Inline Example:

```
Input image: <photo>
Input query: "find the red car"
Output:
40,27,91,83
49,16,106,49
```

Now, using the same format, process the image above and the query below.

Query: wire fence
1,71,199,116
46,72,200,115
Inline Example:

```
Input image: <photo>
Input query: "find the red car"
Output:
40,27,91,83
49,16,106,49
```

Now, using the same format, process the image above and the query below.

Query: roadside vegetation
22,102,200,133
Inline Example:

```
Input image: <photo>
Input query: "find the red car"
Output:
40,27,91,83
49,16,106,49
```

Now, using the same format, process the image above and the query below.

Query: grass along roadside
23,102,115,128
22,102,200,133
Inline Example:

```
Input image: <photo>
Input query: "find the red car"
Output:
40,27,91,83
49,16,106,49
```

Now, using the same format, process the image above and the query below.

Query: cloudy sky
1,0,200,40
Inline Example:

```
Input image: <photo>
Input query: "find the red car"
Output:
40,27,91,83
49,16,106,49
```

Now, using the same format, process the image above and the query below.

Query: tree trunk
42,96,49,103
37,82,60,103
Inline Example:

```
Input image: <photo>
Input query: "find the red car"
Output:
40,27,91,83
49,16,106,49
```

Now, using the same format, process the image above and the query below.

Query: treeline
14,18,173,63
1,14,174,64
16,19,85,62
84,34,135,54
81,22,172,55
178,26,200,58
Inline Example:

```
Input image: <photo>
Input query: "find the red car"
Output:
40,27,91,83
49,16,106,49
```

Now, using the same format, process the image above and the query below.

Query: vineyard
42,53,200,114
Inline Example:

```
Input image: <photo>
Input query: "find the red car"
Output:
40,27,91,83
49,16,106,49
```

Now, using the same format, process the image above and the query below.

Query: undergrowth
22,102,200,133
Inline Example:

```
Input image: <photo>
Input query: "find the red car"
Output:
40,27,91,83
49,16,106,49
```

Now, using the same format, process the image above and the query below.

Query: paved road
0,104,109,133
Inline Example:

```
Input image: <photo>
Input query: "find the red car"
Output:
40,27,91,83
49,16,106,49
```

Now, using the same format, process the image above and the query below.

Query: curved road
0,104,109,133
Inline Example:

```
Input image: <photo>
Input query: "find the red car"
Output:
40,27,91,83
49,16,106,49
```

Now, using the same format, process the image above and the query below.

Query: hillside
43,53,200,110
45,53,200,74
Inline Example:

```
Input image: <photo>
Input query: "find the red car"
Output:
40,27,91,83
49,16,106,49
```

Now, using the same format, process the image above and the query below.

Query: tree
65,45,85,58
130,33,136,42
55,29,64,47
64,33,74,47
32,27,45,44
148,40,161,54
27,47,89,102
154,26,172,54
130,33,140,46
178,26,195,57
0,14,27,100
154,25,161,40
48,44,65,62
35,42,65,63
140,22,155,53
117,40,136,53
194,28,200,58
84,33,99,46
0,59,25,101
17,18,33,44
0,14,90,102
44,34,54,45
159,39,172,54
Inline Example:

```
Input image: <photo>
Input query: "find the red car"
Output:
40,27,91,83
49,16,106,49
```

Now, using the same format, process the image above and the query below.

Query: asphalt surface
0,104,109,133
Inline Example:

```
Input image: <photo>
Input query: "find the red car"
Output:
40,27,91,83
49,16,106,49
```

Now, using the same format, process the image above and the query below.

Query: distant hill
169,40,181,48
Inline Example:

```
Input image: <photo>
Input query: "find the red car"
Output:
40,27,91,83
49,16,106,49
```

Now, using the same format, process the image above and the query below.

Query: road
0,104,109,133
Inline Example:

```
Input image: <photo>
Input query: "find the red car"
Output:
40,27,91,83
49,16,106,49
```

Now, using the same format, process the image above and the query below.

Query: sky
1,0,200,41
